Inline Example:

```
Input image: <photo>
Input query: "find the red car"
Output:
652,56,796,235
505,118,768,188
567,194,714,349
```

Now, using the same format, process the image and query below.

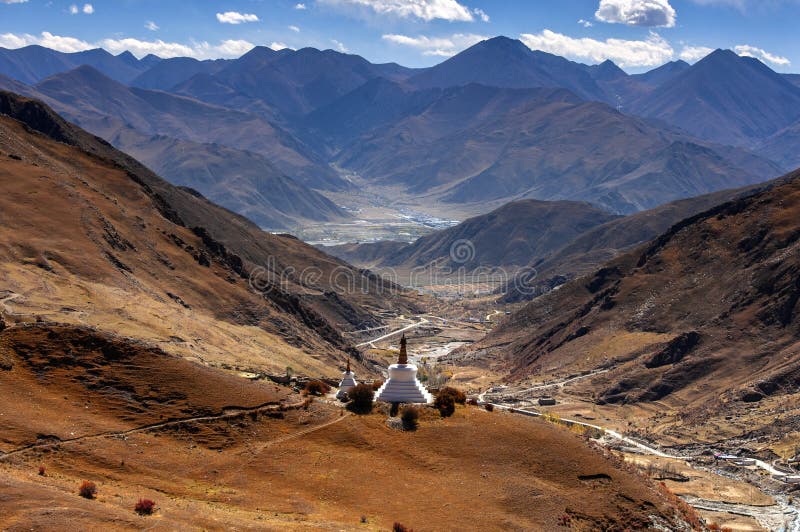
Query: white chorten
336,358,358,400
374,334,433,404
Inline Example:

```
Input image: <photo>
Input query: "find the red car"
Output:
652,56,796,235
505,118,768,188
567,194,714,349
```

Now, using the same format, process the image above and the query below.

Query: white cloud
382,33,487,57
0,31,255,59
68,4,78,14
319,0,475,21
145,21,159,31
472,7,489,22
679,45,713,62
595,0,676,27
735,44,790,66
288,24,300,32
216,11,259,24
270,42,290,50
1,0,29,4
520,29,674,67
0,31,93,52
578,18,594,27
331,39,348,53
82,3,92,14
295,3,306,9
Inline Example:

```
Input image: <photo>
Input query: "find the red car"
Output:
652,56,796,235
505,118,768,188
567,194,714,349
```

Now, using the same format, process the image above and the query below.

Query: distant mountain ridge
325,199,620,271
0,38,797,232
330,82,780,214
630,49,800,148
0,67,348,229
0,45,156,84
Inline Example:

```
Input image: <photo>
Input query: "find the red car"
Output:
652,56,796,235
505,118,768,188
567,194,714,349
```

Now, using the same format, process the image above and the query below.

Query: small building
538,397,557,406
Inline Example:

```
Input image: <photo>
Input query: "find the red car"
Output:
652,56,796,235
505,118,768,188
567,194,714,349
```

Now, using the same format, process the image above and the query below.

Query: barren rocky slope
470,167,800,443
0,91,422,376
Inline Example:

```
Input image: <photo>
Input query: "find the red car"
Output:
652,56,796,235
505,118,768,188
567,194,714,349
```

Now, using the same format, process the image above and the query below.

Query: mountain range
1,37,799,232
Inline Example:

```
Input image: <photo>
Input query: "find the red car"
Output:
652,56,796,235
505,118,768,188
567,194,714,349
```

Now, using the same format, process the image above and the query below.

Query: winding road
355,317,429,347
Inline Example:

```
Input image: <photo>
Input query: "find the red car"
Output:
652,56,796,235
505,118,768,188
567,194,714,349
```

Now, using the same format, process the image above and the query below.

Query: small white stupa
336,358,358,400
374,334,433,404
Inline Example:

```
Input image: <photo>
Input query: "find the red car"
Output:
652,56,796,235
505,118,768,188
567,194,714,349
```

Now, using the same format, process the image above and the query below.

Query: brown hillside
472,168,800,444
0,92,421,377
0,90,424,323
0,325,687,530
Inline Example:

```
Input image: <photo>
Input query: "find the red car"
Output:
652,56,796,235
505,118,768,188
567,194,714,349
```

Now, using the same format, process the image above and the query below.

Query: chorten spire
346,357,351,373
398,334,408,365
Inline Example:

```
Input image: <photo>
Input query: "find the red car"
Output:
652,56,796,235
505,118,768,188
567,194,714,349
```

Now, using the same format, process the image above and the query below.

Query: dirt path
0,401,303,461
241,410,352,467
477,369,610,403
257,411,351,448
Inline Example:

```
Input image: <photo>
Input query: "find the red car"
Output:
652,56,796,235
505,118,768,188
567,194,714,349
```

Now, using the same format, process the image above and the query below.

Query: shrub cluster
134,498,156,516
79,481,97,499
347,383,374,414
438,387,466,404
304,380,331,396
434,393,455,418
484,403,494,412
401,406,419,430
393,523,413,532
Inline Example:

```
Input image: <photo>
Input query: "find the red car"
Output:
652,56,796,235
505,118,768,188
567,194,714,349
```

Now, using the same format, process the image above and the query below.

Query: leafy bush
134,498,156,516
371,380,384,391
484,403,494,412
390,402,400,417
438,386,466,405
467,398,479,406
38,466,46,476
393,523,413,532
79,481,97,499
347,383,374,414
401,406,419,430
304,380,331,396
434,393,455,418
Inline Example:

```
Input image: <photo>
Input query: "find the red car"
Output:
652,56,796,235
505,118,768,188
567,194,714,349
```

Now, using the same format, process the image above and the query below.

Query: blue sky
1,0,798,73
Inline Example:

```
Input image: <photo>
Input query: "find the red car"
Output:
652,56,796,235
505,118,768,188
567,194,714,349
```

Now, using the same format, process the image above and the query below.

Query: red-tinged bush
134,498,156,516
485,403,494,412
304,380,330,396
393,523,413,532
371,380,384,391
79,481,97,499
557,513,571,527
38,466,46,476
467,398,479,406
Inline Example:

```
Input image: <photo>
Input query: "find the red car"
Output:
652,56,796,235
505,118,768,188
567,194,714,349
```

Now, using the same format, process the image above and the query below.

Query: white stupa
374,334,433,404
336,358,358,400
